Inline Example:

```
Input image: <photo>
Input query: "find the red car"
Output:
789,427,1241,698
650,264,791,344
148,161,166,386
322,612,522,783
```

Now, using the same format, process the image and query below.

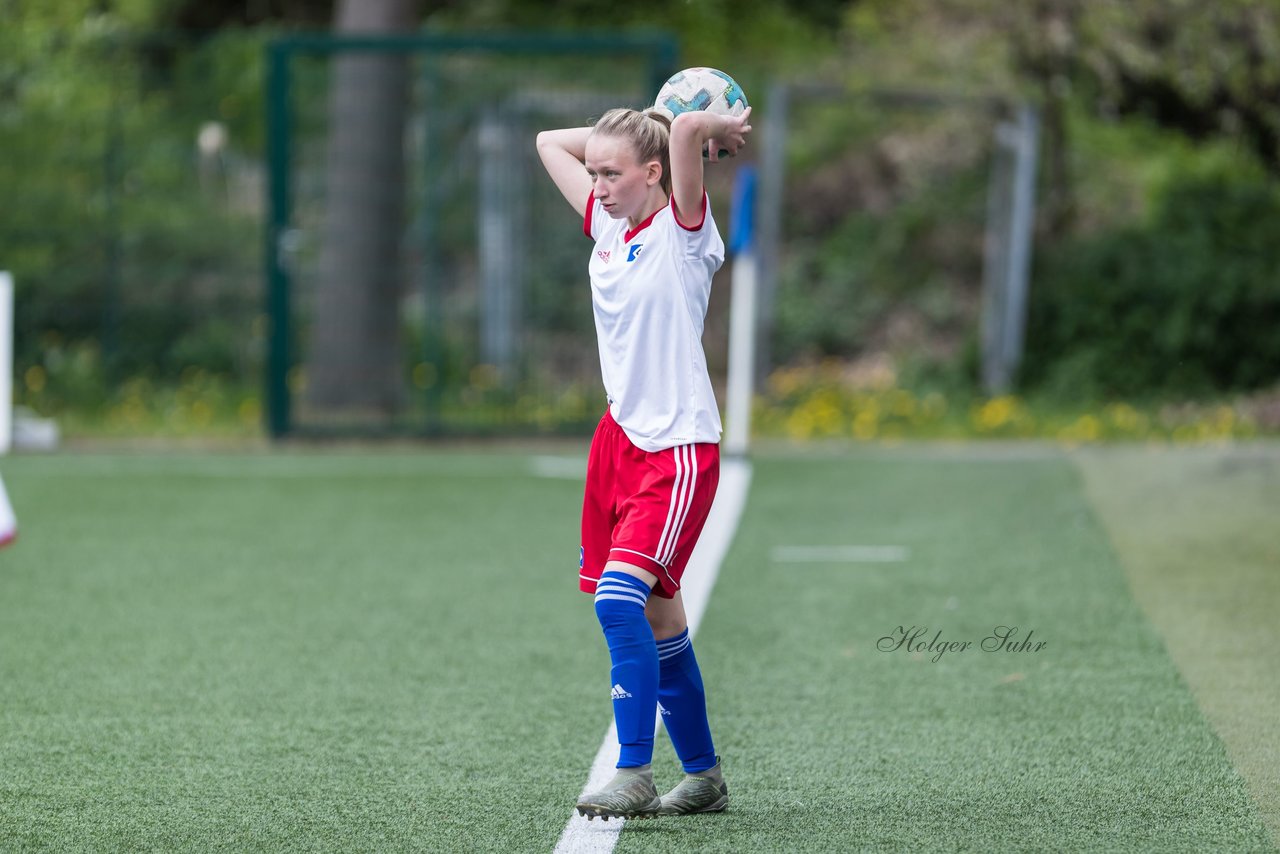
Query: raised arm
536,126,594,219
668,107,752,227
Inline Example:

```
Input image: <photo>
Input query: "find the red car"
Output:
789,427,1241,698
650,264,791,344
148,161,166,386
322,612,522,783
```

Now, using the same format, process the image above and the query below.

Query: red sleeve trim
583,190,596,239
672,191,708,231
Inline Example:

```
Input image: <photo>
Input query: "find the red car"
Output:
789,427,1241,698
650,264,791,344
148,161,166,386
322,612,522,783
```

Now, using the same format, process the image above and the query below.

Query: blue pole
729,164,757,256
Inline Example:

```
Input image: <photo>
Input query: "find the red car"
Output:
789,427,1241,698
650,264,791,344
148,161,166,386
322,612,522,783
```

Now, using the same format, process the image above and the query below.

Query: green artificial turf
625,448,1276,853
1075,444,1280,849
1,452,604,852
1,447,1275,852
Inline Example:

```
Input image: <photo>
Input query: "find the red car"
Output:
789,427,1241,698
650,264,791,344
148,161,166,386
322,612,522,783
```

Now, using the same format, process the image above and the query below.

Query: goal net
265,34,676,438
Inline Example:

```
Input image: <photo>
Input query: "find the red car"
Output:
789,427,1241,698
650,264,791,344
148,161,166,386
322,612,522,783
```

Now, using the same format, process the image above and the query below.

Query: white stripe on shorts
653,446,685,565
671,445,700,563
656,444,697,566
609,547,663,567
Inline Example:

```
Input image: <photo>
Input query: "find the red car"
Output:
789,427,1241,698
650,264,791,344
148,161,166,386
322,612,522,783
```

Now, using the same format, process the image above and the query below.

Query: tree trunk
305,0,415,415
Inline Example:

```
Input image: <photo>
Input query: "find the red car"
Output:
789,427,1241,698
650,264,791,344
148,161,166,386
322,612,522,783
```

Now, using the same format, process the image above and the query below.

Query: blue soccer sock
594,571,659,768
656,628,717,773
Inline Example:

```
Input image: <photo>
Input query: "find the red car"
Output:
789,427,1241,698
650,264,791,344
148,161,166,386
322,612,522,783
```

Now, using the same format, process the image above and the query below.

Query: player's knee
593,571,651,628
647,613,687,641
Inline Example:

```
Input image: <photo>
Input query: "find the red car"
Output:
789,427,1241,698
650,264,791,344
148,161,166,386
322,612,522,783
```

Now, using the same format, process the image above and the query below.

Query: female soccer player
536,103,751,820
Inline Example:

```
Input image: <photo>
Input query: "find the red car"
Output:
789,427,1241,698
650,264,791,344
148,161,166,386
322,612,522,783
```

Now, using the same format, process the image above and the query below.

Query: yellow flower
786,408,816,440
1105,402,1148,436
975,396,1019,431
1214,406,1235,432
853,410,878,440
1057,414,1101,445
888,389,916,418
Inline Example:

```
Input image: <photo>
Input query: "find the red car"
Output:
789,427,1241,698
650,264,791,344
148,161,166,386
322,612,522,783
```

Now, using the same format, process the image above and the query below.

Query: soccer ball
652,67,748,120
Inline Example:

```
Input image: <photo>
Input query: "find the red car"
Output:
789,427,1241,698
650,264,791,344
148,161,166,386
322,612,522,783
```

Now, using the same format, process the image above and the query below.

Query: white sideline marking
553,459,752,854
771,545,910,563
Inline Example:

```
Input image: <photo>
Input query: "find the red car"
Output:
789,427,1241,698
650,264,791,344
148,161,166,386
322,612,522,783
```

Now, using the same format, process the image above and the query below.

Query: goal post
263,32,679,439
751,84,1041,409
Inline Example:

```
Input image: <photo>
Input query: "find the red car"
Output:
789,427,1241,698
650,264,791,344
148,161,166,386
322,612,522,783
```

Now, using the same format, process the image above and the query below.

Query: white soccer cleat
657,759,729,815
575,765,662,821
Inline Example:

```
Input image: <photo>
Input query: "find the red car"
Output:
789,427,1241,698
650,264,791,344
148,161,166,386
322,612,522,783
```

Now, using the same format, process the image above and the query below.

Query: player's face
584,134,660,221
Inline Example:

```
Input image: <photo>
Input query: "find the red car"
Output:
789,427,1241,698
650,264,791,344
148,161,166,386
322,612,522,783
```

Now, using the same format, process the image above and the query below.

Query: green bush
772,144,988,365
1022,170,1280,400
1,28,265,405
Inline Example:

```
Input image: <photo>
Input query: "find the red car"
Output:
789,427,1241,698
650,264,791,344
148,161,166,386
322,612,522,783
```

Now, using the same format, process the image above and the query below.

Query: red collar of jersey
585,192,707,244
624,204,665,243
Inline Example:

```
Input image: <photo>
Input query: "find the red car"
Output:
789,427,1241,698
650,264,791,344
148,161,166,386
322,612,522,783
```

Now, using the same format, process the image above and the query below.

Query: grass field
1,444,1276,852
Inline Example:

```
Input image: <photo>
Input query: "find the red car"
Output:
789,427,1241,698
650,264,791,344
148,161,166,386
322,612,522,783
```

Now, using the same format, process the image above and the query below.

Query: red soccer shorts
579,410,720,599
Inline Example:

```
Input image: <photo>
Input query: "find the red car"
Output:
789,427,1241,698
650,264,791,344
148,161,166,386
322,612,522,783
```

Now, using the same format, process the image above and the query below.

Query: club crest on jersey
596,250,612,263
626,244,644,262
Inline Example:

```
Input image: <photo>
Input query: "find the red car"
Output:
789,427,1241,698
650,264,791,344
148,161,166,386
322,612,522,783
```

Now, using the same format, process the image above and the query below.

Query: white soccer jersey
584,191,724,452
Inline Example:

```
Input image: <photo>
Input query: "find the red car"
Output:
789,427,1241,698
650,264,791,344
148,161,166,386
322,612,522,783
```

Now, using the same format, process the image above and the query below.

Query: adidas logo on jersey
610,683,632,700
597,250,612,263
657,701,671,716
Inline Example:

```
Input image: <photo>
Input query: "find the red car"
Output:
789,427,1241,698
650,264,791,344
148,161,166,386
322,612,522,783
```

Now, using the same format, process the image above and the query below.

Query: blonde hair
590,108,673,195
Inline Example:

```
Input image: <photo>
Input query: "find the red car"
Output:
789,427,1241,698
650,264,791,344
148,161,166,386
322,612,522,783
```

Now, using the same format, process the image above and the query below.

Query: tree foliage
1,3,265,399
1067,1,1280,171
5,0,1279,417
1023,163,1280,400
788,0,1280,397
